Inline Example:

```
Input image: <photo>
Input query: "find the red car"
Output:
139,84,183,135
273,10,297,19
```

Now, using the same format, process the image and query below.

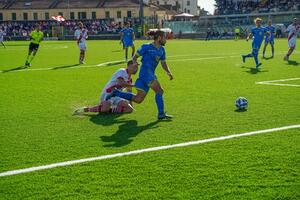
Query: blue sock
155,93,164,115
245,53,253,58
115,90,134,101
253,53,259,66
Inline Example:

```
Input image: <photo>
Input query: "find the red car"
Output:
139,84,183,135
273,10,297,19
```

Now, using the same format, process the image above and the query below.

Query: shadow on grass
89,114,169,147
112,50,122,53
235,109,248,112
99,60,126,67
52,64,80,70
263,56,273,60
245,67,268,74
1,66,26,73
287,60,299,66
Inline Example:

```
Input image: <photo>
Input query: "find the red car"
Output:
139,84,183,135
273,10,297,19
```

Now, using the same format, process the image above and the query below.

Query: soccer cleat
283,55,289,61
256,63,262,69
25,62,31,68
158,113,173,120
242,55,246,63
73,107,86,115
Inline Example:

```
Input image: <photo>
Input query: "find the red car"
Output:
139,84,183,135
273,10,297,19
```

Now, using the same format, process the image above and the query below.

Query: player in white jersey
74,22,88,64
284,18,300,61
73,61,139,115
0,28,6,48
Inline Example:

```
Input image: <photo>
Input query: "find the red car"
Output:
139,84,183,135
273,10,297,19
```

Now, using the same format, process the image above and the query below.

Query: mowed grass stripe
1,124,299,177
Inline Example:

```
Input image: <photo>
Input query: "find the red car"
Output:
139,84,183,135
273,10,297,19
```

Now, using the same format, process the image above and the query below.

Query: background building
145,0,200,16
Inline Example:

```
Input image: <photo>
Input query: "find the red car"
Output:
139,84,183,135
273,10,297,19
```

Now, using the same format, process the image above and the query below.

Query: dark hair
147,30,165,40
127,60,134,66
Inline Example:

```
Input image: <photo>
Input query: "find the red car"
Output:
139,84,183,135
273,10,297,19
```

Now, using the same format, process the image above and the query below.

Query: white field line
1,124,299,177
256,77,300,87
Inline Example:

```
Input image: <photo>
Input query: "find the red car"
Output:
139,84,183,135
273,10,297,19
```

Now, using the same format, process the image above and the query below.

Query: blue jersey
120,28,134,43
137,43,166,78
251,26,267,47
265,25,275,40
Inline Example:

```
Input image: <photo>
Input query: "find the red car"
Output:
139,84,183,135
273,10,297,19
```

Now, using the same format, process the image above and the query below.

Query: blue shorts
252,42,262,55
264,38,274,45
135,75,157,93
123,40,134,48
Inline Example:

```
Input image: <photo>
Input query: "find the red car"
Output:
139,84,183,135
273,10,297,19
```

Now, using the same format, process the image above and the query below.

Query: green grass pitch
0,39,299,199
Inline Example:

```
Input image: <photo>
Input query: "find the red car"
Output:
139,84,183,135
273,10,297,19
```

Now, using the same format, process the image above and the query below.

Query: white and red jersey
101,68,132,97
286,24,300,41
74,28,88,44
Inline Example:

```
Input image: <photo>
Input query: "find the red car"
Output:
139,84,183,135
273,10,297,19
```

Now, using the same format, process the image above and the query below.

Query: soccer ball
235,97,248,110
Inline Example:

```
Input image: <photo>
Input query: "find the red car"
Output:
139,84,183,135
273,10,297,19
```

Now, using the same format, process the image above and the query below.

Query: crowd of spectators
0,20,123,37
214,0,300,15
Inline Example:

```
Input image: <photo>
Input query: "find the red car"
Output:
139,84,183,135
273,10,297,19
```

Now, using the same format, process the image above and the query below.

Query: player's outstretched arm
246,33,252,41
117,78,135,88
132,54,140,62
161,61,173,80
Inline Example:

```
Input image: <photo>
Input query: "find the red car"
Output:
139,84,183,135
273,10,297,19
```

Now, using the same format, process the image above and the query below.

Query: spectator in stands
215,0,300,15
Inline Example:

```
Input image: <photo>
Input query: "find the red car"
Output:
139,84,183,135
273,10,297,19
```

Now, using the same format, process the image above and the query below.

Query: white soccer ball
235,97,248,110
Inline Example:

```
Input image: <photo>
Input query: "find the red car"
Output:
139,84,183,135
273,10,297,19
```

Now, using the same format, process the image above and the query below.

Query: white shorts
100,93,127,107
288,37,296,48
78,42,86,50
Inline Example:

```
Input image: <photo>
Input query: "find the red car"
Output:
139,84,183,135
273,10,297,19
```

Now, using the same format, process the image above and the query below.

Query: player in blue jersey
106,30,174,120
242,18,268,69
262,20,276,58
120,22,135,61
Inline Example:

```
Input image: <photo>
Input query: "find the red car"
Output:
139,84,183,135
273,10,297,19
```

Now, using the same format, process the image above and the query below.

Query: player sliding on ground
262,20,275,58
106,30,174,120
284,18,300,61
25,25,44,67
242,18,268,69
74,22,88,64
73,61,138,115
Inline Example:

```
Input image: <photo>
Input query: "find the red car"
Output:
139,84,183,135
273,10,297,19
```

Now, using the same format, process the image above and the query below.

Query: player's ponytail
147,30,165,40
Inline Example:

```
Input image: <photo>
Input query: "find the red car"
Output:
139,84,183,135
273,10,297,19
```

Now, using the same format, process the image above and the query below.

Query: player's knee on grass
100,101,111,112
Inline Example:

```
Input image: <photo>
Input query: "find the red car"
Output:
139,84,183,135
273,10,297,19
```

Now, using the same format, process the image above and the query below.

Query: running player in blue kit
262,20,276,58
107,30,174,120
242,18,268,69
120,22,135,61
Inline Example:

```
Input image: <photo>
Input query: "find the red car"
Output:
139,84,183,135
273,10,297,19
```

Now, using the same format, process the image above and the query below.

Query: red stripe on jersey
288,32,295,41
106,84,121,93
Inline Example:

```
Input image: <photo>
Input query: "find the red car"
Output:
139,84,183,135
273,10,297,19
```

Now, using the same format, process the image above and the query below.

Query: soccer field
0,39,299,199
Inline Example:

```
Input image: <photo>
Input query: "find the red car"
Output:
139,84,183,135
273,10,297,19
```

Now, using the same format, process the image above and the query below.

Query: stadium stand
214,0,300,15
0,19,122,38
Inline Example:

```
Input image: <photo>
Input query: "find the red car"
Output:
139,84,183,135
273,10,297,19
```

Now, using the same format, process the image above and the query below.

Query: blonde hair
254,18,262,23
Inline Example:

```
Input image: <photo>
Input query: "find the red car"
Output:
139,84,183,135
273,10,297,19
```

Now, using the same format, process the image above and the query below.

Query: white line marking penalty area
0,124,299,177
256,77,300,87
